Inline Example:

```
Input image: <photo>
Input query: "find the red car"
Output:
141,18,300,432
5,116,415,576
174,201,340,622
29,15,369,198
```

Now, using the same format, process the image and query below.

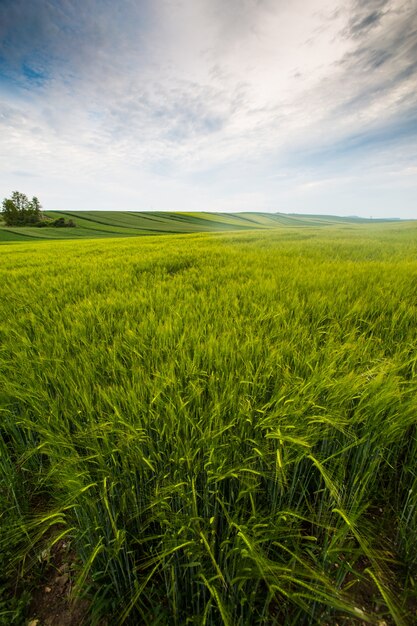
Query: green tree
1,191,43,226
26,196,42,224
1,198,20,226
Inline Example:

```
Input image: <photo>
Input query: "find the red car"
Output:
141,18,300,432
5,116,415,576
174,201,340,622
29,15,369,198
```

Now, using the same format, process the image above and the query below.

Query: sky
0,0,416,218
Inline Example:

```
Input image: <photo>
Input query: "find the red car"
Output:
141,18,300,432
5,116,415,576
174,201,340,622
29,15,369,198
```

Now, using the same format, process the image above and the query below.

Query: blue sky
0,0,416,217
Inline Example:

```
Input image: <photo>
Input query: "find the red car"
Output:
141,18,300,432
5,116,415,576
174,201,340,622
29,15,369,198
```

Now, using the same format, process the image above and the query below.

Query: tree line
1,191,76,228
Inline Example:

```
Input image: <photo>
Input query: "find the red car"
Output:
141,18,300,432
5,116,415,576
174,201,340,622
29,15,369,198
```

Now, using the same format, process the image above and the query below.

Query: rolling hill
0,210,404,242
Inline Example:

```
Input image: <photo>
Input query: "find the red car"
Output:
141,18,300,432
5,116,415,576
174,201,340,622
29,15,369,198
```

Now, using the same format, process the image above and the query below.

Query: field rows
0,210,387,242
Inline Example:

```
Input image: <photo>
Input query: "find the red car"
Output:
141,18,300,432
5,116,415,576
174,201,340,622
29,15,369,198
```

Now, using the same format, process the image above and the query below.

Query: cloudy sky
0,0,416,217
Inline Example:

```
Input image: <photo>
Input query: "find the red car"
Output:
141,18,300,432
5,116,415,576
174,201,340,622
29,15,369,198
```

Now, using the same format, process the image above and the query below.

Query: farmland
0,210,390,242
1,221,417,625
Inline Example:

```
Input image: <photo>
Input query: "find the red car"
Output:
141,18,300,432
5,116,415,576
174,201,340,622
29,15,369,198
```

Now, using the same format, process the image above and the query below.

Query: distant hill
0,210,408,242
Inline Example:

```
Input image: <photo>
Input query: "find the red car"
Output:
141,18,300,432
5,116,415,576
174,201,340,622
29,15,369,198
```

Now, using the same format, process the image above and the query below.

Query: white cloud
0,0,416,216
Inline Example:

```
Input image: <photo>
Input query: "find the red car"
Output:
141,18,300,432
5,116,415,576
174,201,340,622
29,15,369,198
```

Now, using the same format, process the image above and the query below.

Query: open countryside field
1,222,417,625
0,210,392,242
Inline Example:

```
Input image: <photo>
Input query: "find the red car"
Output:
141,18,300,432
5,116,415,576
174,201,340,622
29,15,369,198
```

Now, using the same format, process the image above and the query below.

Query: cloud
0,0,416,217
346,0,390,37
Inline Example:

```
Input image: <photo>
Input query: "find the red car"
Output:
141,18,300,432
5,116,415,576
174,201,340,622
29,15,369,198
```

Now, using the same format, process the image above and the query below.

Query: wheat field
1,222,416,625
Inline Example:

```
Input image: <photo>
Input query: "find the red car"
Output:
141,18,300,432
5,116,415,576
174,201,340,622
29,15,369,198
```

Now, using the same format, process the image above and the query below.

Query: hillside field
1,222,417,625
0,210,393,242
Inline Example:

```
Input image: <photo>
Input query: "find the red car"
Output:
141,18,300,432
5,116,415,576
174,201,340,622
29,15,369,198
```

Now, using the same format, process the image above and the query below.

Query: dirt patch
27,540,90,626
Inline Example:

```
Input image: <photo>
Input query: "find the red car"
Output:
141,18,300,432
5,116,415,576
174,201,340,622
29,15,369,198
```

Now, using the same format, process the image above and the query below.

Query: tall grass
1,223,416,624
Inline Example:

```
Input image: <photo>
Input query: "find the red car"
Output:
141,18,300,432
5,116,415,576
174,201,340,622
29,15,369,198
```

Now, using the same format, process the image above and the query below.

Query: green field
1,222,417,625
0,210,392,242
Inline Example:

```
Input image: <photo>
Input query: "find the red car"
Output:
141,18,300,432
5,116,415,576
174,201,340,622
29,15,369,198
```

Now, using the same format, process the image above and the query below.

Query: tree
2,198,19,226
27,196,42,223
1,191,43,226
